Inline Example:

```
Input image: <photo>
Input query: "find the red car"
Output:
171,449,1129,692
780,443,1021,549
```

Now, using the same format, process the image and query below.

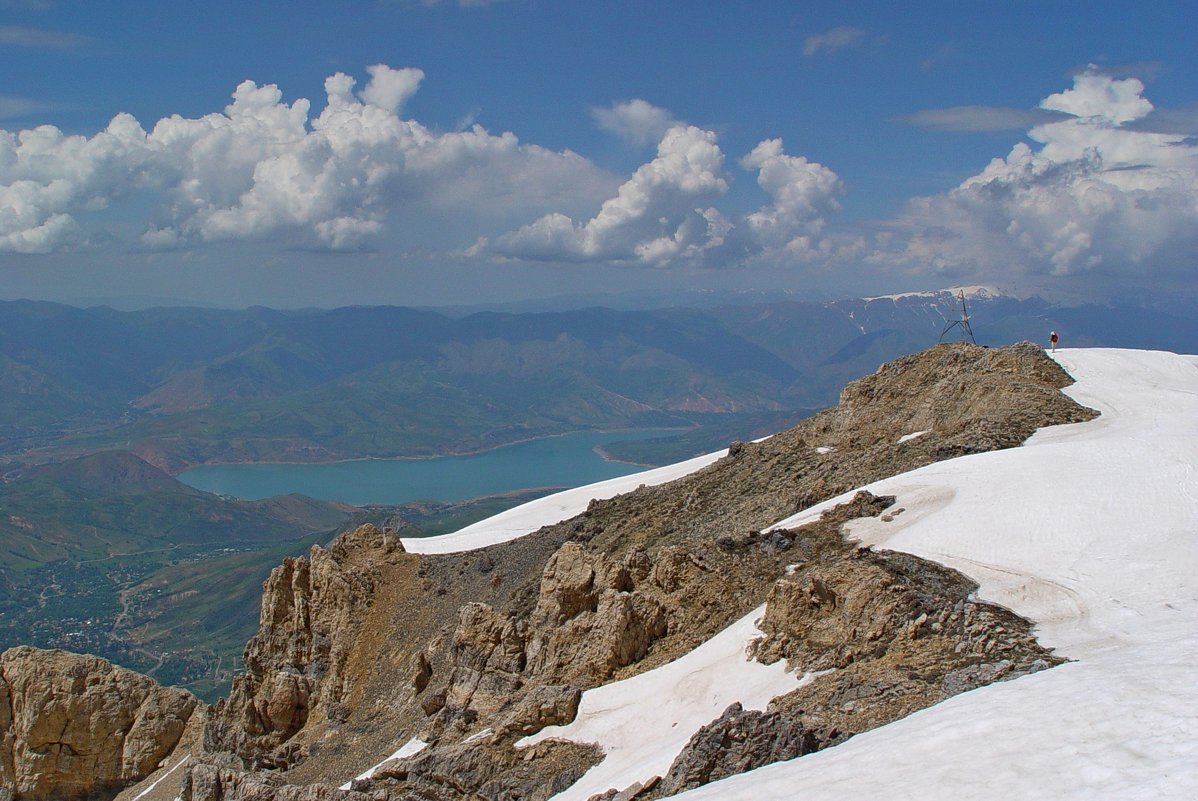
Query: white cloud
0,66,613,254
740,138,842,247
875,71,1198,282
488,124,729,265
802,26,865,57
591,99,677,148
0,113,156,252
359,64,424,114
483,130,845,269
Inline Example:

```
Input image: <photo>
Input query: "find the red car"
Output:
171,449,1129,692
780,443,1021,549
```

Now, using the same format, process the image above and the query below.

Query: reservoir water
177,429,677,506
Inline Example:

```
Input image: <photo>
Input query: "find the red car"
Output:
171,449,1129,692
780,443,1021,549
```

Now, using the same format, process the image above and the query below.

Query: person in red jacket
1050,331,1059,352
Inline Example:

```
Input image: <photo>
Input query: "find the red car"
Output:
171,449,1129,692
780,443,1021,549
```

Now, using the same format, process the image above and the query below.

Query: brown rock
439,603,527,721
181,761,376,801
495,684,582,739
656,703,836,796
524,545,669,685
0,646,200,801
205,524,407,764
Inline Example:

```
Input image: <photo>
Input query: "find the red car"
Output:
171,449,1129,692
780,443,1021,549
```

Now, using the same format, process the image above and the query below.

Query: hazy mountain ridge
4,291,1193,473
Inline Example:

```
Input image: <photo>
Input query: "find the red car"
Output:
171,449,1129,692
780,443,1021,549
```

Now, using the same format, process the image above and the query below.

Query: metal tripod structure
939,289,977,345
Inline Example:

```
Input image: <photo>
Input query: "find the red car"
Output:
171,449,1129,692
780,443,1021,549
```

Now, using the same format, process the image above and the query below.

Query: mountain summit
4,342,1195,800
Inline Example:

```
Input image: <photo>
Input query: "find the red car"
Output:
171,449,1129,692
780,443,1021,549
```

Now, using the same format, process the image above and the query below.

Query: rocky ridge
175,342,1094,801
4,342,1099,801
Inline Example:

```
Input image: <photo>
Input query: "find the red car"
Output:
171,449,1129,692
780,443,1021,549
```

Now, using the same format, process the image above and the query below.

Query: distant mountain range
4,289,1195,474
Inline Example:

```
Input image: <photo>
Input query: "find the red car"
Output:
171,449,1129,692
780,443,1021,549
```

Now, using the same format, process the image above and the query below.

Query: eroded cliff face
0,646,200,801
204,523,410,768
175,342,1097,801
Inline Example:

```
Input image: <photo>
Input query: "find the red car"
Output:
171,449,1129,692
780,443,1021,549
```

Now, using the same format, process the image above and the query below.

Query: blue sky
1,1,1196,308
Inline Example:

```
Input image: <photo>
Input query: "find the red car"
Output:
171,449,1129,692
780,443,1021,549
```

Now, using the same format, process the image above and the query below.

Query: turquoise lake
176,429,677,506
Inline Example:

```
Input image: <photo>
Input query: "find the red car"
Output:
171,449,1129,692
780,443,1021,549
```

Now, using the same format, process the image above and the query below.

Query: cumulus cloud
488,124,728,265
876,70,1198,282
740,139,842,247
591,99,677,148
0,66,612,254
803,26,865,57
481,127,843,268
359,64,424,114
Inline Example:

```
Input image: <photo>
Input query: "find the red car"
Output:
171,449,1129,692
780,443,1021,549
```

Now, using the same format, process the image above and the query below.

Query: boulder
0,646,200,801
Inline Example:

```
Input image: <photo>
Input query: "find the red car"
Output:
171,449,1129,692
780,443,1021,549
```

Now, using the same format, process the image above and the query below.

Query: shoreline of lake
177,428,686,507
179,426,690,471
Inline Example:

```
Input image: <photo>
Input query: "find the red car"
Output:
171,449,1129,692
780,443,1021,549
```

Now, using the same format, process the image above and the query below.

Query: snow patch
130,756,190,801
520,606,807,801
897,429,929,443
463,727,493,744
340,738,428,790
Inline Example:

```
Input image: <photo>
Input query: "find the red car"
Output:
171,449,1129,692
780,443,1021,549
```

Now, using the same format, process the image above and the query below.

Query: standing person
1050,331,1059,352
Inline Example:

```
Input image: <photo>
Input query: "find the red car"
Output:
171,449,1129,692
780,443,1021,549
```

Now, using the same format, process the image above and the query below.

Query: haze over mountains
4,288,1196,476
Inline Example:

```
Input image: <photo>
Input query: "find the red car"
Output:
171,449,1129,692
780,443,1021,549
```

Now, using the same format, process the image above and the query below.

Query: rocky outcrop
363,737,601,801
495,684,583,739
655,702,840,797
0,646,200,801
187,342,1095,799
181,737,602,801
182,760,370,801
204,524,408,767
523,543,669,685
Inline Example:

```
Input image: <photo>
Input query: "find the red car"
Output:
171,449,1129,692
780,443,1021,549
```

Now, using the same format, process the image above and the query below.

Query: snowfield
393,348,1198,800
680,348,1198,801
402,449,729,554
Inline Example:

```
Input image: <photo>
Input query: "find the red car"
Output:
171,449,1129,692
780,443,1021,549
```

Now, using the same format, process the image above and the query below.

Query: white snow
462,727,493,744
671,348,1198,801
863,284,1001,302
896,429,929,443
814,446,834,454
339,738,428,789
402,449,728,554
129,755,190,801
518,607,808,801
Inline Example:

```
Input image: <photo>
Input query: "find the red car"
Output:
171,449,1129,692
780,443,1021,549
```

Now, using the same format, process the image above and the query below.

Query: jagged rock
181,761,377,801
205,524,407,765
524,545,669,685
748,493,947,672
495,684,582,739
656,703,838,796
367,737,602,801
0,646,200,801
939,659,1015,700
438,603,527,722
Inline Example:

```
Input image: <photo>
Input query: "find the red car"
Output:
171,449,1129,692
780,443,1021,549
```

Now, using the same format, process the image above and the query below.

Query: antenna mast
939,290,977,345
